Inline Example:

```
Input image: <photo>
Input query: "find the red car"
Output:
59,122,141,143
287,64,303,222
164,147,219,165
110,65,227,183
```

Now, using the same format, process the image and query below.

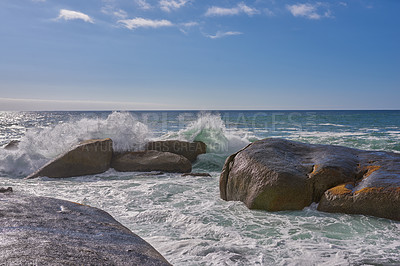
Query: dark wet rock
3,140,20,150
220,138,400,221
146,140,207,162
0,187,13,193
112,150,192,173
181,173,211,177
26,138,113,179
0,193,170,265
143,172,165,176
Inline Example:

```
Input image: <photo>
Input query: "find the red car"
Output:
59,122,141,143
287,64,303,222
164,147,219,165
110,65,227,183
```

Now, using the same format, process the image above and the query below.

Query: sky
0,0,399,110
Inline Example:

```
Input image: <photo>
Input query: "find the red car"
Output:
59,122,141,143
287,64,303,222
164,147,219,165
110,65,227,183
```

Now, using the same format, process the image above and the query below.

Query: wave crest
162,112,251,154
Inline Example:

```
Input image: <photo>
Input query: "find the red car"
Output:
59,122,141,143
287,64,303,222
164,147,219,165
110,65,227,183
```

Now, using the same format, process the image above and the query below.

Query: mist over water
1,110,400,265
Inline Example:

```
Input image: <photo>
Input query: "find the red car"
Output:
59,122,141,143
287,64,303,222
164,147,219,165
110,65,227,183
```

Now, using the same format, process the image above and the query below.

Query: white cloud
136,0,152,10
205,2,259,17
57,9,94,23
118,17,173,30
286,3,331,20
207,31,243,39
160,0,189,12
206,6,240,16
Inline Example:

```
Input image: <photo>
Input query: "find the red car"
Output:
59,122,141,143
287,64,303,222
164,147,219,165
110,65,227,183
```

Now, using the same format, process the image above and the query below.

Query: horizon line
1,109,399,112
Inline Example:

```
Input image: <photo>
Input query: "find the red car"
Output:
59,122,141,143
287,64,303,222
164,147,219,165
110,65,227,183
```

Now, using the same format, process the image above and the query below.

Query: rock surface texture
112,150,192,173
146,140,207,162
0,193,170,265
220,138,400,221
26,138,113,179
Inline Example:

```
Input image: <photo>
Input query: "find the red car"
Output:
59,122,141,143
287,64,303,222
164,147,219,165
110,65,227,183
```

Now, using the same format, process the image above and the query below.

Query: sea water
1,110,400,265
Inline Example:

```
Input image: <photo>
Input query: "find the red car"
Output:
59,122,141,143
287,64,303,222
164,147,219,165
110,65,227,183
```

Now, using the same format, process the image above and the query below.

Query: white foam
0,112,150,176
319,123,346,127
6,173,399,266
294,131,368,138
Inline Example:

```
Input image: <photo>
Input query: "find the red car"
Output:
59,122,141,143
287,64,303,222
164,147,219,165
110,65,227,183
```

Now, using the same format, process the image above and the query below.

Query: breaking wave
0,112,253,177
162,112,251,154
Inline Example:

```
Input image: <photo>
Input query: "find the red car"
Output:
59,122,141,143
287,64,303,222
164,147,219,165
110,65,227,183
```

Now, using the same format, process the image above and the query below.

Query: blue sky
0,0,399,110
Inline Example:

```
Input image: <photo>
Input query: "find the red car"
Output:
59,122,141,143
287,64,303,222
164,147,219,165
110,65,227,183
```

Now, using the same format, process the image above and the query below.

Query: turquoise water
1,111,400,265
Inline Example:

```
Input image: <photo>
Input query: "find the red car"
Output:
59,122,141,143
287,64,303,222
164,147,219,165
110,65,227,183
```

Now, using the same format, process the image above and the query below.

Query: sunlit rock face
26,138,113,179
220,138,400,221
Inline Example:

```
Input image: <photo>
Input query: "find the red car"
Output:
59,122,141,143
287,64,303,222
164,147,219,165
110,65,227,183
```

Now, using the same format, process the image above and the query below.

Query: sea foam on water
0,111,251,176
1,111,400,265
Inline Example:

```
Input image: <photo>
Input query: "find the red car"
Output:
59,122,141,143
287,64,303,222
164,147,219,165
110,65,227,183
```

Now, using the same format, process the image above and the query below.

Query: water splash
162,112,252,154
0,112,255,177
0,112,150,177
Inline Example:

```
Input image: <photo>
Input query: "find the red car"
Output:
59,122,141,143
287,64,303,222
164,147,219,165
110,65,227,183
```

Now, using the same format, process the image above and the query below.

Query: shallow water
1,111,400,265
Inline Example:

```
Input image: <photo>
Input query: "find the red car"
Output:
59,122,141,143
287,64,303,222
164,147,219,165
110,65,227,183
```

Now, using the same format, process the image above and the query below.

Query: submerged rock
181,173,211,177
146,140,207,162
112,150,192,173
0,193,170,265
220,138,400,221
0,187,13,193
142,171,165,176
3,140,20,150
26,138,113,179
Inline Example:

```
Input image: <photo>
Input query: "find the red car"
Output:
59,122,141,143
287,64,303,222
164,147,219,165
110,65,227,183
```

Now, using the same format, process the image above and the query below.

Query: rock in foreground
0,193,170,265
220,138,400,221
112,150,192,173
146,140,206,162
26,138,113,179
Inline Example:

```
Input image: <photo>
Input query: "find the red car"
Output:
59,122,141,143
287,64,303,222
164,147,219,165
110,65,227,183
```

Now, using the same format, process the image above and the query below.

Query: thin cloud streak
118,17,173,29
101,6,128,19
135,0,152,10
207,31,243,39
160,0,189,12
205,3,259,17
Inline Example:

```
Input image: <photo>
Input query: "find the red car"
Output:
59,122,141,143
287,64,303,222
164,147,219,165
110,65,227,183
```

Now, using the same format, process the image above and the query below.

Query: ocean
1,110,400,265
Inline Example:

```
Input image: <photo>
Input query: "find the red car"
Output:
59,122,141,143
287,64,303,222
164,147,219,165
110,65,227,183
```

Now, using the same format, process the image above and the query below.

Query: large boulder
112,150,192,173
26,138,113,179
146,140,206,162
220,138,400,221
0,192,170,265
